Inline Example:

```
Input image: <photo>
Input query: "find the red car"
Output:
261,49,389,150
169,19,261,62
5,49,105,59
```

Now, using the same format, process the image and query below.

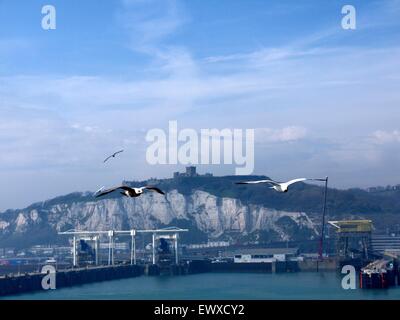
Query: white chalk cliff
0,189,319,244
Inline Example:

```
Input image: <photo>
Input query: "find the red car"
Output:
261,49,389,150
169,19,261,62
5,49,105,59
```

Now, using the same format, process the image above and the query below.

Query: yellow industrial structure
328,220,372,233
328,219,373,260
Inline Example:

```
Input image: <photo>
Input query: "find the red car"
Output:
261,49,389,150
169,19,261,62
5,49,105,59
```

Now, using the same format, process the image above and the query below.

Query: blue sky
0,0,400,210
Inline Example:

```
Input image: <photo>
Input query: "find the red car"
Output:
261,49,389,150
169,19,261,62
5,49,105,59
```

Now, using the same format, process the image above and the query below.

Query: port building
371,235,400,253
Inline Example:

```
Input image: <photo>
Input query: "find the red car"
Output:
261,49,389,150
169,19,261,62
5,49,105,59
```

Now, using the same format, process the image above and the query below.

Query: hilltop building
367,184,400,192
173,166,213,178
186,166,197,177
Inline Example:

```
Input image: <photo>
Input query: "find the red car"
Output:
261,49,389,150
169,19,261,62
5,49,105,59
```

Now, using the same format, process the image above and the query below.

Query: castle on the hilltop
173,166,213,178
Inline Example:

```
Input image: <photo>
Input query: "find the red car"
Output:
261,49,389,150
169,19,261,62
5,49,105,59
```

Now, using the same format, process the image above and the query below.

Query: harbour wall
0,259,338,297
187,260,305,273
0,264,143,297
298,258,337,272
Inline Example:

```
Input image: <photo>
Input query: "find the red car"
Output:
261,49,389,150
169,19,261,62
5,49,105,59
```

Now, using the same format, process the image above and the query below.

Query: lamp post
130,229,136,265
152,233,156,265
72,236,77,267
108,230,114,265
315,176,329,260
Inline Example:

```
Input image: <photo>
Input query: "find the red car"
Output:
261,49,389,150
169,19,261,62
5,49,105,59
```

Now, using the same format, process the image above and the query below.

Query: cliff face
0,189,319,246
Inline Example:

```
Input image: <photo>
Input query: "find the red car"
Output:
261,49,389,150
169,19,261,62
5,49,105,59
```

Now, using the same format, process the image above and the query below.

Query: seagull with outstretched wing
94,185,165,198
236,178,307,193
103,150,124,163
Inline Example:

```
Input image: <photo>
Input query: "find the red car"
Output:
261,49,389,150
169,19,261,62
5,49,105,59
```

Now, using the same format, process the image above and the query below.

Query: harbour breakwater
0,264,143,297
0,260,316,297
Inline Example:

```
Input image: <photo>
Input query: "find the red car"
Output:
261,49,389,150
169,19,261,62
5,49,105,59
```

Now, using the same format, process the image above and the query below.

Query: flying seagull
103,150,124,163
236,178,307,193
94,185,165,198
95,186,105,195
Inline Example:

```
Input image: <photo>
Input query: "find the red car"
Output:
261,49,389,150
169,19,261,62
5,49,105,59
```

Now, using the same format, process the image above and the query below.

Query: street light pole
130,229,136,265
318,176,329,260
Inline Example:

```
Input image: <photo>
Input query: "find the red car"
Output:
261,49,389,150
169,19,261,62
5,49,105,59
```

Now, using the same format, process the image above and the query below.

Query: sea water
2,272,400,300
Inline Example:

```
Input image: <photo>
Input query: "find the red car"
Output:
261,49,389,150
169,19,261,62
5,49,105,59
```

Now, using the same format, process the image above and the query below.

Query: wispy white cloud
1,42,399,175
117,0,188,55
370,130,400,144
255,127,307,143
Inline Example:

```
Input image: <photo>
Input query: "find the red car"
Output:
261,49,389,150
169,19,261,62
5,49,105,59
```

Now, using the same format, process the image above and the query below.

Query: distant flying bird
95,186,105,195
103,150,124,163
236,178,307,193
94,185,165,198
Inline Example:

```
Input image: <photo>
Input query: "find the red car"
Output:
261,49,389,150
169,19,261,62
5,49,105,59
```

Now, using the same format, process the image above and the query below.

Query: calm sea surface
2,272,400,300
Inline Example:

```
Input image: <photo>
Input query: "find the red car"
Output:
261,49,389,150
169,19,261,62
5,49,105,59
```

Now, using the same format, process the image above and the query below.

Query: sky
0,0,400,210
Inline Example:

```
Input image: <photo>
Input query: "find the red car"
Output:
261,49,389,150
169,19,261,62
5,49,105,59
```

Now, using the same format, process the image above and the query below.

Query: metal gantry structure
58,227,188,267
